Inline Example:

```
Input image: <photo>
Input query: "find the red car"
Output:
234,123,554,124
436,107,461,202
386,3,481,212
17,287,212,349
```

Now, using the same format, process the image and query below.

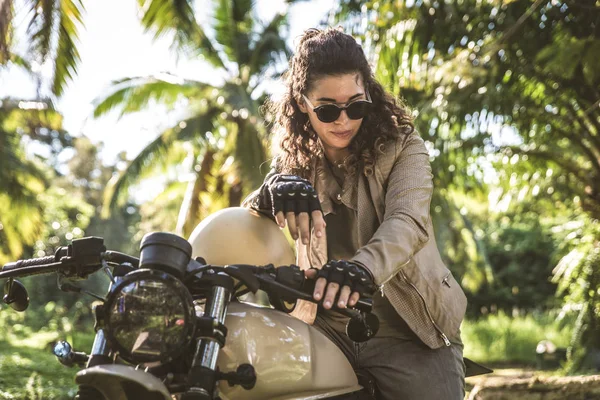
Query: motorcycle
1,207,490,399
1,207,382,399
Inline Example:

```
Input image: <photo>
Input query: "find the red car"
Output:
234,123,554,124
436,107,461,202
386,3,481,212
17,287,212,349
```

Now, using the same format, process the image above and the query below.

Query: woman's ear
297,96,309,114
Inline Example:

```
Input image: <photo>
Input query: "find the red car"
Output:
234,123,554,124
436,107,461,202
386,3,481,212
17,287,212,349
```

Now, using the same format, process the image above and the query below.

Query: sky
0,0,335,164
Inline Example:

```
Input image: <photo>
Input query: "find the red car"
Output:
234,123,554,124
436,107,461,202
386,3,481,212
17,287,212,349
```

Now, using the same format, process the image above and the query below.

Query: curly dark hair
267,27,414,178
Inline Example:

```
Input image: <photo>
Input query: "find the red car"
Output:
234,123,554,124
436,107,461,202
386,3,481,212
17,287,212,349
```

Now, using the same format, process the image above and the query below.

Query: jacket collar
313,155,358,214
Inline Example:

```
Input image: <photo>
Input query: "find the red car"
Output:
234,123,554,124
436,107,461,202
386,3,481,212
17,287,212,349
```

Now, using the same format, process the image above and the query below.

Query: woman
244,27,467,399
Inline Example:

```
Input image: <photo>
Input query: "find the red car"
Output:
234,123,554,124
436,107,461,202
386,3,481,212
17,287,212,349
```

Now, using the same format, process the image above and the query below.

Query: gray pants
314,314,466,400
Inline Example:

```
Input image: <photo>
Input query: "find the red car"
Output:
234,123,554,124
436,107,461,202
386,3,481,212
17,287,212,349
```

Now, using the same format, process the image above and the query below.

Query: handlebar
3,255,60,271
204,263,374,314
258,268,373,314
1,237,373,315
0,237,140,280
0,262,67,279
1,246,68,278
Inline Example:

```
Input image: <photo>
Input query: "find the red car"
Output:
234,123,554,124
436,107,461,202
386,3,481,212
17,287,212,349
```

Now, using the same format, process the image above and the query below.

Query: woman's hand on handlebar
305,260,376,310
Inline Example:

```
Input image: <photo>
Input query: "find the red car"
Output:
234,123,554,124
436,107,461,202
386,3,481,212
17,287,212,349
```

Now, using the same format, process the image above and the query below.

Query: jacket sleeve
351,133,433,286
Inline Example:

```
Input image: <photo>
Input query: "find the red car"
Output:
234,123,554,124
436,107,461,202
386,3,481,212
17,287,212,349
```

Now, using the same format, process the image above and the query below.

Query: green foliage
0,99,69,265
0,105,139,305
100,107,220,215
551,217,600,373
335,0,600,372
462,311,573,366
0,1,12,63
432,189,494,293
466,209,559,316
92,75,210,119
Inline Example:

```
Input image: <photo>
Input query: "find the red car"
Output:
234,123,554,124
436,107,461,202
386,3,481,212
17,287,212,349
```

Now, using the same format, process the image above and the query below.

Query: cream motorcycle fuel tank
188,208,361,399
218,302,360,400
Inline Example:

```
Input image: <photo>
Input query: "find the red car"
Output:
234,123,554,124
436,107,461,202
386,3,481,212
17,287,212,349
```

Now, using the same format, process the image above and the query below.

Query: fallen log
467,375,600,400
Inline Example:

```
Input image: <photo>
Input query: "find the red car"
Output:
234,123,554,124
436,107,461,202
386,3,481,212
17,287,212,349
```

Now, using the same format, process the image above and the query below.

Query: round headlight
104,269,196,364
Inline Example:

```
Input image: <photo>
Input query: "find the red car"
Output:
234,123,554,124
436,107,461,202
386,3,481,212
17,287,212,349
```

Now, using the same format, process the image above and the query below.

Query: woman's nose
334,109,350,124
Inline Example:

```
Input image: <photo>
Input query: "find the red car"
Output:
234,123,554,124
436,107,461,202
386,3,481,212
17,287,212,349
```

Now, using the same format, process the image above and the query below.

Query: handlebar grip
2,255,57,272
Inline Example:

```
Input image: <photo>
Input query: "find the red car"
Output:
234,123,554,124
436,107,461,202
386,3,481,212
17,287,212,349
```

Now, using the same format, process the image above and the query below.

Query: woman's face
299,73,368,163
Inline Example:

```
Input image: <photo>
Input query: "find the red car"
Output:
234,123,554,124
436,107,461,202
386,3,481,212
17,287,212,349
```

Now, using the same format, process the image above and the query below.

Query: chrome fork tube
194,285,230,370
184,273,233,399
86,275,123,367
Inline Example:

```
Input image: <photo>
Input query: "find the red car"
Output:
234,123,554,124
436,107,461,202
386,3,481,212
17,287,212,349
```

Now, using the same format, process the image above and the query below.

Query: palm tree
94,0,292,236
0,98,68,264
0,0,85,97
0,0,81,262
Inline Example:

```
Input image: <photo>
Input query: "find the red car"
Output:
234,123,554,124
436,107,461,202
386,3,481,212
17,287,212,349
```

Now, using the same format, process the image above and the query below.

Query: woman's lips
331,130,353,138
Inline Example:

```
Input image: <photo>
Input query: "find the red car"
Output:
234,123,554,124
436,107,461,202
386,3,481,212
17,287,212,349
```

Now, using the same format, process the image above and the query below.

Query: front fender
75,364,171,400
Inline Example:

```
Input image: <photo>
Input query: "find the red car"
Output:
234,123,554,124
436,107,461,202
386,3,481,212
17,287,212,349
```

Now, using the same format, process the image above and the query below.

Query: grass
0,303,96,400
462,311,573,366
0,330,95,400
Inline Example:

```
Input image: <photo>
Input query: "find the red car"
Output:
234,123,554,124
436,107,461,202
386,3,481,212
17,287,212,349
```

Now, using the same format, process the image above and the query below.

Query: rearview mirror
3,279,30,312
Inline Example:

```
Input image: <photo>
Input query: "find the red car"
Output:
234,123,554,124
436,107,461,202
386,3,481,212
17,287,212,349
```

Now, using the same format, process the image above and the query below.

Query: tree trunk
177,149,215,237
228,181,243,207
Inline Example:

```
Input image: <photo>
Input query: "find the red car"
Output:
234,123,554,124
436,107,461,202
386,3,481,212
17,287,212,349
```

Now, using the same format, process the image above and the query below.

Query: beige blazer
246,131,467,349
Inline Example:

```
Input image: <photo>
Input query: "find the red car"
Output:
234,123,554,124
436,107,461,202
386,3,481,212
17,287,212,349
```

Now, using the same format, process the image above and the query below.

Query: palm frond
0,130,46,202
0,101,56,201
137,0,225,68
92,74,214,118
138,0,195,40
221,81,254,113
0,194,44,263
52,0,84,96
27,0,57,62
214,0,254,66
247,13,289,78
8,53,32,71
0,123,47,263
102,108,221,216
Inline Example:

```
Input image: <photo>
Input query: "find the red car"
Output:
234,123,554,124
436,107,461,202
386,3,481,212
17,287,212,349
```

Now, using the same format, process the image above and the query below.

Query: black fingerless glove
257,174,323,217
316,260,376,297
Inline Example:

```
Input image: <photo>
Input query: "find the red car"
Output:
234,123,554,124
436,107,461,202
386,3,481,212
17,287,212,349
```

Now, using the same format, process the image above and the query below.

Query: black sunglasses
302,91,372,123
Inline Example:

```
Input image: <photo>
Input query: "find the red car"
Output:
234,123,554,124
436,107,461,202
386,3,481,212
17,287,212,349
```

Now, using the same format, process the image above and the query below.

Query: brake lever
222,264,261,293
57,275,106,302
